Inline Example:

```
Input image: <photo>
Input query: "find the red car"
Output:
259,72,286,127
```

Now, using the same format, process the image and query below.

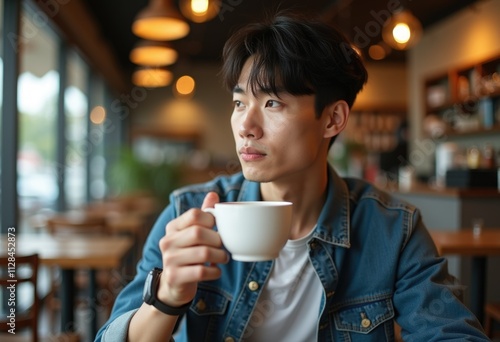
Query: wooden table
430,228,500,323
0,233,134,338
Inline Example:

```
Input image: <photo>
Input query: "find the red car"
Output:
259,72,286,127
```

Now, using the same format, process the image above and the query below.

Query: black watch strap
144,268,192,316
152,296,192,316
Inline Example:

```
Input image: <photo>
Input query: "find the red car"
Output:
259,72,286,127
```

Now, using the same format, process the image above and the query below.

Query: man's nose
238,108,263,139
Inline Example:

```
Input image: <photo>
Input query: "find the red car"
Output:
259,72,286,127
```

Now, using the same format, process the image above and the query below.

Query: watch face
143,270,154,304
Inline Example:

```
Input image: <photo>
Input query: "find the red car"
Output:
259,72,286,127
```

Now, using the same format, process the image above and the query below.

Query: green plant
109,148,182,205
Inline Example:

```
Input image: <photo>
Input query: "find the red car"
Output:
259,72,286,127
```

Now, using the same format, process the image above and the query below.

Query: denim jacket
96,167,489,341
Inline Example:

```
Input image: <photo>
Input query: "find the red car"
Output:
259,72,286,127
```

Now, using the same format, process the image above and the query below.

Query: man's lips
239,147,266,161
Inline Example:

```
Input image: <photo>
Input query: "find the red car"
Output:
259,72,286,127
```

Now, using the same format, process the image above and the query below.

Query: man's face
231,58,330,184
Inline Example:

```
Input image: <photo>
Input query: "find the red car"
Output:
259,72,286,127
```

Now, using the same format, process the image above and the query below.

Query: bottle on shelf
482,143,496,169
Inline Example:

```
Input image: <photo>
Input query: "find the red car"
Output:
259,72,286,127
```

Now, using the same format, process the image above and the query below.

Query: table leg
61,269,75,332
470,256,487,323
89,269,98,338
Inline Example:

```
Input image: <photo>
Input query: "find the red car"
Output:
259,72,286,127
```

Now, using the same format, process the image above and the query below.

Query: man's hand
157,192,228,307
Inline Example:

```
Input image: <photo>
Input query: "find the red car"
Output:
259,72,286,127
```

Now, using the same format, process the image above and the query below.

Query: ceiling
81,0,480,81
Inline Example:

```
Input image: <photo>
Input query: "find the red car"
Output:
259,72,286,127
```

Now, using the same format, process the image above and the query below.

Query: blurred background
1,0,500,340
3,0,499,230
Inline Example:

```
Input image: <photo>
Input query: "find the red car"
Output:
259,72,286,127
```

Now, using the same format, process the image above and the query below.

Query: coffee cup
203,201,293,262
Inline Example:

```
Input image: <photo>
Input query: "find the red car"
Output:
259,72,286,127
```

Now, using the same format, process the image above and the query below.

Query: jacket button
224,337,235,342
361,318,371,328
248,281,259,291
309,239,318,249
195,299,206,312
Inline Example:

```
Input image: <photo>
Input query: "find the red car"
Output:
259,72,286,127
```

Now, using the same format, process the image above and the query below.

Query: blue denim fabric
96,167,489,341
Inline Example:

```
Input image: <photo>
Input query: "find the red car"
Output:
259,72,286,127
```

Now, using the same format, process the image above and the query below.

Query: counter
395,183,500,199
393,183,500,309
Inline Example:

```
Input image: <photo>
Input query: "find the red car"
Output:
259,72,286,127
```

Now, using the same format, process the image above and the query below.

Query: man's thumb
201,191,219,210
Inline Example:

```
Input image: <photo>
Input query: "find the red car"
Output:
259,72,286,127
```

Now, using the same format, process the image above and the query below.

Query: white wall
355,61,407,111
408,0,500,175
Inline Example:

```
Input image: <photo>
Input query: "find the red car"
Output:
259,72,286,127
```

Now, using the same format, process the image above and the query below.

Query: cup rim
215,201,292,207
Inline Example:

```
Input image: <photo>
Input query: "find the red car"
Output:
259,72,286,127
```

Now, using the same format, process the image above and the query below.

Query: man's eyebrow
233,85,244,94
233,84,285,97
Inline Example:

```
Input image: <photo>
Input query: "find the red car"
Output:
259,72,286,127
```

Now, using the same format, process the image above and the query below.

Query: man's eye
233,100,242,107
265,100,280,108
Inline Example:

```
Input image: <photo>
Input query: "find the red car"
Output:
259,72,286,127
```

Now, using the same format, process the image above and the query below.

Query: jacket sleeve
94,202,177,342
393,210,490,341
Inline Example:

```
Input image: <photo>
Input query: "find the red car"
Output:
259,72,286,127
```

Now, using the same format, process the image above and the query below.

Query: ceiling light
132,0,190,41
179,0,221,23
174,75,196,97
382,9,422,50
130,41,178,66
368,44,387,60
132,67,173,88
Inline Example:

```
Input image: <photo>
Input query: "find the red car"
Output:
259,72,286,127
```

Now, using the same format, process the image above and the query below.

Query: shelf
444,124,500,138
423,53,500,138
428,96,500,114
426,101,456,113
342,110,407,153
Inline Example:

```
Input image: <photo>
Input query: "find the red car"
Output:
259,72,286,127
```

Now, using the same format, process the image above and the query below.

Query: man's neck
259,166,329,240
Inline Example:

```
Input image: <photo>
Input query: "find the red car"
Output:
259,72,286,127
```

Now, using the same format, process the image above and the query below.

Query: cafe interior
1,0,500,341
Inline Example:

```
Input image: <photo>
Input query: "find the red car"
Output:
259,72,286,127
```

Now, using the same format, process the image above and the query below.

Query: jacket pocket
190,286,230,316
334,297,395,334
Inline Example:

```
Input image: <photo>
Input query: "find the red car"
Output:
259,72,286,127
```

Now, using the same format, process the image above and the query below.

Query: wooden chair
0,254,39,342
0,252,83,342
394,322,403,341
484,302,500,339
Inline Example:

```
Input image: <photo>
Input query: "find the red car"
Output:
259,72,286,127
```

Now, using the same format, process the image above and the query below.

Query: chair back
46,211,108,236
0,254,39,342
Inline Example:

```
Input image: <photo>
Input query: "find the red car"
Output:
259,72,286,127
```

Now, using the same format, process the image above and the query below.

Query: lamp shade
179,0,221,23
382,9,422,50
132,67,173,88
130,41,178,66
132,0,190,41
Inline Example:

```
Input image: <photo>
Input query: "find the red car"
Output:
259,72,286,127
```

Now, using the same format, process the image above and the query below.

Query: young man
96,12,489,341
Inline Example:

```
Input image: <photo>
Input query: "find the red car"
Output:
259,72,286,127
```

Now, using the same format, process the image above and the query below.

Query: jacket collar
314,166,351,248
236,165,351,248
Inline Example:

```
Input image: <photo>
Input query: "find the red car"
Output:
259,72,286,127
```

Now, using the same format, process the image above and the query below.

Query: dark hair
221,11,368,114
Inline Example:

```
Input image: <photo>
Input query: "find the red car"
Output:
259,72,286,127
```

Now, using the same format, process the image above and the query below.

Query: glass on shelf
479,72,500,95
457,75,470,101
472,218,484,237
427,84,448,108
466,146,482,169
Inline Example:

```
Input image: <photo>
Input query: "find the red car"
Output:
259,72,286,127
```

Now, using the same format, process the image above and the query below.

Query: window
17,4,59,226
65,50,88,208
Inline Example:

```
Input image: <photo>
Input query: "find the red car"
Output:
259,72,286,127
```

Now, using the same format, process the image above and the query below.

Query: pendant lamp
382,9,422,50
132,67,173,88
179,0,221,23
132,0,190,41
130,40,178,66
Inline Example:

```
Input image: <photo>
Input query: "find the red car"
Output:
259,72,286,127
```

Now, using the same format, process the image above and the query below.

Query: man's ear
323,100,349,139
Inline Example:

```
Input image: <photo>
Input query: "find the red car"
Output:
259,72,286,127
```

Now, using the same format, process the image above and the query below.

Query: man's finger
201,191,220,210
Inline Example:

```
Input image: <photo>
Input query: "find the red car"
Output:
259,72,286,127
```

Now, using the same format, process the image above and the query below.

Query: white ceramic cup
203,201,293,262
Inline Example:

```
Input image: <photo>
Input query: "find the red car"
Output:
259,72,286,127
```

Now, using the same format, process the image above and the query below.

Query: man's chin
241,169,271,183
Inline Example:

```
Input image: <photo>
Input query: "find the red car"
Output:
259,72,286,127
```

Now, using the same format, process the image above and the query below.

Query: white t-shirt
244,230,322,341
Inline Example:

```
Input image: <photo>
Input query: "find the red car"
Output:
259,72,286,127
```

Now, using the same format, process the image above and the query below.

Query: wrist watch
143,267,192,316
